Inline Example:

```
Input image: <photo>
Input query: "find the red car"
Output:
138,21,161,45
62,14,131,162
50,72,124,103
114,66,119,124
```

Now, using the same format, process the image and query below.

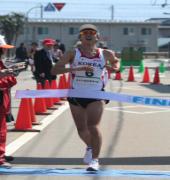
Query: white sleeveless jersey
70,48,108,90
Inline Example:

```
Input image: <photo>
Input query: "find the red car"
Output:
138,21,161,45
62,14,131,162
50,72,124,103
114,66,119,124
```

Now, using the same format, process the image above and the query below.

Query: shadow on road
140,84,170,94
12,156,170,165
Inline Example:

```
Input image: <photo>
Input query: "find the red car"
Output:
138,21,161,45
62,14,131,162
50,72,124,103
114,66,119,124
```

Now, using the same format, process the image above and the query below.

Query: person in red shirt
0,35,17,168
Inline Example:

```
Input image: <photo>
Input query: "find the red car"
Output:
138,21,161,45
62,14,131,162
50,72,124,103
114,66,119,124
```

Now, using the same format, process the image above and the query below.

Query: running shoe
83,147,92,164
0,162,12,168
86,159,99,171
4,155,14,162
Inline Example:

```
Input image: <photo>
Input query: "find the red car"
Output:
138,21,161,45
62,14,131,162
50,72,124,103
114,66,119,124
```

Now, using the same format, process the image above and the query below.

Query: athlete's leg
69,103,91,147
86,101,104,159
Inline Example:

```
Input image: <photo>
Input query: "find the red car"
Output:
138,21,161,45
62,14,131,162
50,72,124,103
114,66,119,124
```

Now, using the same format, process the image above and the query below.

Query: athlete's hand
105,65,120,72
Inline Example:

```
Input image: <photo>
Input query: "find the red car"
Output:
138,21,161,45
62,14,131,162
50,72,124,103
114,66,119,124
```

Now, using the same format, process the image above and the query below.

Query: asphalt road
1,64,170,180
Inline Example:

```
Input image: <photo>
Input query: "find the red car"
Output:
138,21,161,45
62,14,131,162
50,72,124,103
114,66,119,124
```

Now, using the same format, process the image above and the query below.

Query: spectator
74,41,82,49
15,43,28,70
56,39,66,54
28,42,38,76
15,43,28,62
52,43,63,62
34,38,57,87
98,41,108,49
0,35,17,168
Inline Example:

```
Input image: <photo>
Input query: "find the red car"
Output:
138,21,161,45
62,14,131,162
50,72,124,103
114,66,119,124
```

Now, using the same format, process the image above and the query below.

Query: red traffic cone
153,67,160,84
58,75,65,89
15,98,32,131
28,98,41,125
114,71,122,80
44,80,54,108
51,79,61,103
34,83,47,114
127,66,135,82
62,74,67,89
67,73,72,89
28,98,36,124
142,67,150,83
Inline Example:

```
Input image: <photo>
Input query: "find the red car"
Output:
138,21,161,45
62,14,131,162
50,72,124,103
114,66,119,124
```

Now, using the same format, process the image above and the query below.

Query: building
147,18,170,52
17,19,159,52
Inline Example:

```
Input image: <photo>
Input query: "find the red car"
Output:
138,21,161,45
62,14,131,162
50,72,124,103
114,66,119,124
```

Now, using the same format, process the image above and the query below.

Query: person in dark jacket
28,42,38,76
15,43,28,70
34,38,57,87
15,43,28,62
56,39,66,54
0,35,17,168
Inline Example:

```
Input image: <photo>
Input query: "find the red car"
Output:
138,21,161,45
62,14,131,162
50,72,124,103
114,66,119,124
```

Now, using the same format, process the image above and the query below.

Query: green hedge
121,47,143,66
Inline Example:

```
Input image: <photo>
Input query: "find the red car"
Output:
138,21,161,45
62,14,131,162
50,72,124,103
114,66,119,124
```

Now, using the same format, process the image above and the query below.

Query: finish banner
15,89,170,107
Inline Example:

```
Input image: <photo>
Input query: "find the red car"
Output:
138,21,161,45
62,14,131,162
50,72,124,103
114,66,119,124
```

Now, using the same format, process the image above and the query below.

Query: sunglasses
80,30,97,35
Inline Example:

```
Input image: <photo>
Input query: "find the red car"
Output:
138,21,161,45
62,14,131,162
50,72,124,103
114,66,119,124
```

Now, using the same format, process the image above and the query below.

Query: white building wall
17,19,158,52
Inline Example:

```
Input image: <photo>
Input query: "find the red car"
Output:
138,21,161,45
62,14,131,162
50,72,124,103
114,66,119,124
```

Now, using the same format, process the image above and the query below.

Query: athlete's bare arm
51,50,94,75
103,49,120,72
51,51,74,75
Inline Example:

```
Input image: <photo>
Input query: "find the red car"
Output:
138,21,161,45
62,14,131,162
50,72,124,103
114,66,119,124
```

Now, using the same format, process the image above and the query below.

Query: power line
0,1,167,20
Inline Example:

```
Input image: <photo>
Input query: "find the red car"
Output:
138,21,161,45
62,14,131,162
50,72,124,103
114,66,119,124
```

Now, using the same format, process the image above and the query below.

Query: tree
0,12,25,46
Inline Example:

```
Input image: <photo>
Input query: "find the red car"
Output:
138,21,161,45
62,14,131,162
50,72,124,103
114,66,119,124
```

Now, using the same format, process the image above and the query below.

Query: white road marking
106,105,170,110
11,91,16,97
6,103,69,155
105,105,170,115
111,87,143,91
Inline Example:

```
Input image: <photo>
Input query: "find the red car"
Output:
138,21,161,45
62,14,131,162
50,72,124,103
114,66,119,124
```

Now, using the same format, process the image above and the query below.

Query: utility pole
162,0,168,7
40,4,44,19
111,5,114,20
25,4,43,43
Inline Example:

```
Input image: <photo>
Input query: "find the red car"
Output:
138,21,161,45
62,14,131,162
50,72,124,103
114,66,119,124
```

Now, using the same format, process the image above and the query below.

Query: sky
0,0,170,21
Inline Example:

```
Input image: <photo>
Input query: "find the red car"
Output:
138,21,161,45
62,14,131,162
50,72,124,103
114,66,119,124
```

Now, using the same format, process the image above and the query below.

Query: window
26,27,29,34
123,27,134,35
69,27,79,35
138,47,146,52
123,28,128,35
37,27,48,35
141,28,152,35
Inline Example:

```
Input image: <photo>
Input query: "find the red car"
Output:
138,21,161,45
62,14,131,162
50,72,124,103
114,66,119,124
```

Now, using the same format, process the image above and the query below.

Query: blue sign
44,3,55,12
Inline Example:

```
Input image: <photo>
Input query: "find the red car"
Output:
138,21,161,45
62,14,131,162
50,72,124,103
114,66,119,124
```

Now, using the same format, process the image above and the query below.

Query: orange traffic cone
62,74,67,89
153,67,160,84
28,98,41,125
142,67,150,83
58,75,65,89
28,98,36,124
51,79,61,103
34,83,47,114
114,71,122,80
127,66,135,82
15,98,32,131
58,75,65,101
44,80,54,108
67,73,72,89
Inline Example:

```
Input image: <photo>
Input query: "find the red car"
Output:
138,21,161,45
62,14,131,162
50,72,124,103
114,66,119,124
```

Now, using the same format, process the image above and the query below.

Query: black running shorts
67,97,109,108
